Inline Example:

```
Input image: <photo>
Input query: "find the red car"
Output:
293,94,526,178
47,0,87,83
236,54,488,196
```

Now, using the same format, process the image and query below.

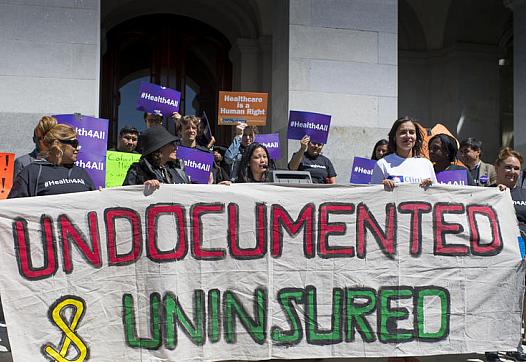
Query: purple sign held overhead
436,169,469,186
136,82,181,116
176,146,214,184
287,111,331,144
255,133,280,160
53,114,109,189
350,157,377,184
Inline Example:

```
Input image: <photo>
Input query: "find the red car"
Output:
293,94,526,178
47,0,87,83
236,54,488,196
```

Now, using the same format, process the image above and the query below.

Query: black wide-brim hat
140,126,180,156
213,145,227,156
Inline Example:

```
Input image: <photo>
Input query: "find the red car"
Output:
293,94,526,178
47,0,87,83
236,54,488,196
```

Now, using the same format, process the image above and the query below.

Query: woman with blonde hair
8,124,95,198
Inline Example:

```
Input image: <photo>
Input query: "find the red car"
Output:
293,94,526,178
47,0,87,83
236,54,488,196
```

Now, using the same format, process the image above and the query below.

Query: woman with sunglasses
288,135,337,184
8,124,95,198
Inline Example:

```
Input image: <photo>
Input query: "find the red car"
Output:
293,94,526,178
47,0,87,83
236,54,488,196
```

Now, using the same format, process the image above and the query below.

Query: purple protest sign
176,146,214,184
255,133,280,160
53,114,109,189
350,157,377,184
136,82,181,116
436,169,469,186
287,111,331,144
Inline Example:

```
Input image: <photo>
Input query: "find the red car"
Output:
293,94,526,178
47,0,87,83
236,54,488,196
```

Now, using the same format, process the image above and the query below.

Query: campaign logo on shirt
306,164,327,169
44,178,86,189
387,175,404,183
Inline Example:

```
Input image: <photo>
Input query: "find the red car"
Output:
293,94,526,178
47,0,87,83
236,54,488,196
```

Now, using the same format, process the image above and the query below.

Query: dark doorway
100,14,233,148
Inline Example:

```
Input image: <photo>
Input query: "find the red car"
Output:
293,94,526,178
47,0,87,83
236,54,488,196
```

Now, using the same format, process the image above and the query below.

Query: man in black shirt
288,135,337,184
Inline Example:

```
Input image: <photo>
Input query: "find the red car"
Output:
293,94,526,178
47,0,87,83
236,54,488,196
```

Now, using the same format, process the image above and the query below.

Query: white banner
0,184,523,361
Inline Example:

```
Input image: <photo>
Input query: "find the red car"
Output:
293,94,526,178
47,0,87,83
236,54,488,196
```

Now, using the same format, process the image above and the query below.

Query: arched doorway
100,14,233,147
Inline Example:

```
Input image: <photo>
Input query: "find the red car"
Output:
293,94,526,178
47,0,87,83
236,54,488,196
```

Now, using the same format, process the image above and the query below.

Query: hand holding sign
136,82,181,116
300,135,310,152
287,111,331,144
218,91,268,126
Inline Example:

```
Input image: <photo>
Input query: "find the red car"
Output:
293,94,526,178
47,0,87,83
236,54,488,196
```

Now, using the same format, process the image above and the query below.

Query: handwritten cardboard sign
105,151,141,188
218,91,268,126
0,185,523,360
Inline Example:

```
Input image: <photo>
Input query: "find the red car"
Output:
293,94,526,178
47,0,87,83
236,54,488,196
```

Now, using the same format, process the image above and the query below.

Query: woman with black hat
123,126,189,190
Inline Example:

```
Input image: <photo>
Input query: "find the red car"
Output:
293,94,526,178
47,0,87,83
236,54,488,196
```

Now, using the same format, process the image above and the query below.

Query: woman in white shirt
371,116,437,190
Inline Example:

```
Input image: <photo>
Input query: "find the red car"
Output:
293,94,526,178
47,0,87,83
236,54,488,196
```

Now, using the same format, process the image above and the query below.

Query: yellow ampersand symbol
43,296,88,362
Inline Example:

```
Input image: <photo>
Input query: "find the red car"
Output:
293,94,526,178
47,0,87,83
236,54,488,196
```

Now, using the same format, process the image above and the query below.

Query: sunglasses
59,139,79,148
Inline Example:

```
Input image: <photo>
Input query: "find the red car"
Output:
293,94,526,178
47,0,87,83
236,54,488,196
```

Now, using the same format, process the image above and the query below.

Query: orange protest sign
0,153,15,199
218,91,268,126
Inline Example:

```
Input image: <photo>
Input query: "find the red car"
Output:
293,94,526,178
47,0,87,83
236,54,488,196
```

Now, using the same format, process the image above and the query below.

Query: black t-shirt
511,187,526,238
291,152,337,184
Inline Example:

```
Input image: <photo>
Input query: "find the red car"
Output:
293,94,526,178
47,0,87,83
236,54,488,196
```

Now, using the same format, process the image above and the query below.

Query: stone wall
282,0,398,183
0,0,100,157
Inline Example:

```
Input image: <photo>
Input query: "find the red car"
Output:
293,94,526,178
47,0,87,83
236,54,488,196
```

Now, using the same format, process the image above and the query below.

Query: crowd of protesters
7,112,523,196
5,113,526,361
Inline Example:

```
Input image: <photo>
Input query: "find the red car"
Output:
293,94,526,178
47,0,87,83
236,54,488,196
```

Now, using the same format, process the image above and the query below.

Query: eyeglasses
59,139,79,148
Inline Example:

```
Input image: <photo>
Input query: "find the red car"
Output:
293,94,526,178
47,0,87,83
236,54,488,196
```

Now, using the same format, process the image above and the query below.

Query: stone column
505,0,526,156
285,0,398,182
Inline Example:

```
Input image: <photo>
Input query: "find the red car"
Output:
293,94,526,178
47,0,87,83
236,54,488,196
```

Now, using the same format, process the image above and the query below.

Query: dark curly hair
428,133,458,163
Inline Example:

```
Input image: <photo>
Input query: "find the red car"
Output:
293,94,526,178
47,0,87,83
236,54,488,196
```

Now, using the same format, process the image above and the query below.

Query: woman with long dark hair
371,117,436,189
234,142,274,183
371,139,389,160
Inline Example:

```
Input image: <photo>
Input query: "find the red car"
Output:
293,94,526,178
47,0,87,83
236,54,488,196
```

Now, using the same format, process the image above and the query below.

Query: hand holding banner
176,146,214,184
54,114,109,189
287,111,331,144
136,82,181,116
254,134,280,160
105,151,141,188
0,184,523,361
350,157,376,184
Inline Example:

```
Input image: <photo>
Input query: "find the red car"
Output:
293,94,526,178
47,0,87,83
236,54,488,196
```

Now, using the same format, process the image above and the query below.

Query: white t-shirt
370,153,437,184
